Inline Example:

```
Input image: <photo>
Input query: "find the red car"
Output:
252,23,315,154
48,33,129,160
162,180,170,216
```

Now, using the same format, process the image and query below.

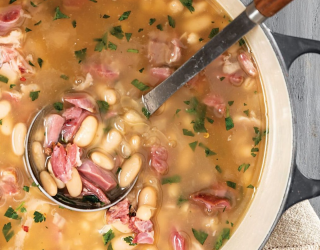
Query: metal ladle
24,106,138,212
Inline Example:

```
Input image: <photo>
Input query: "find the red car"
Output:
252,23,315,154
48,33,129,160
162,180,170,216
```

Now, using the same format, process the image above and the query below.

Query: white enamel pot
216,0,320,249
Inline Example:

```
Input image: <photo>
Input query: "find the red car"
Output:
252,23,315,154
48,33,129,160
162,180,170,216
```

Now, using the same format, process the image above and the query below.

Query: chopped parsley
0,120,2,125
60,74,69,80
33,211,46,223
29,91,40,101
30,1,37,7
168,15,175,28
37,58,43,68
239,38,246,46
28,61,35,67
10,84,15,88
102,229,115,245
185,97,207,133
34,20,41,26
192,228,208,245
189,141,198,151
108,243,113,250
25,27,32,32
182,129,194,137
252,127,268,146
206,117,214,124
225,116,234,131
161,175,181,185
208,28,219,39
199,38,204,42
243,109,249,116
123,236,137,246
72,20,76,28
149,18,156,25
228,101,234,106
75,48,87,63
215,165,222,173
0,74,9,83
2,222,14,242
220,77,225,81
177,195,188,206
15,202,26,213
215,228,230,250
4,207,21,220
127,49,139,53
90,0,97,2
142,107,150,119
179,0,195,13
131,79,150,91
23,186,30,192
199,142,216,157
176,109,181,115
108,41,117,50
118,11,131,21
97,100,109,113
110,26,124,39
53,102,63,111
138,28,143,32
238,163,250,173
9,0,17,3
247,184,255,189
139,68,144,73
226,181,236,189
156,24,163,31
125,33,132,42
53,7,69,20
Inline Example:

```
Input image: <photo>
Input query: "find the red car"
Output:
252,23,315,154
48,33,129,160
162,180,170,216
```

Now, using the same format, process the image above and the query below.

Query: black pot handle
271,32,320,210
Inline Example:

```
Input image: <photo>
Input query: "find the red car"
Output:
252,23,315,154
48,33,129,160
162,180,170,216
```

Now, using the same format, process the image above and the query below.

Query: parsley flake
4,207,21,220
182,129,194,137
2,222,14,242
53,102,63,111
225,116,234,131
29,91,40,101
189,141,198,151
108,41,117,50
72,20,76,28
168,15,175,28
25,27,32,32
110,26,124,39
0,74,9,83
53,7,69,20
10,84,15,88
33,211,46,223
37,58,43,68
102,229,115,245
75,48,87,63
34,20,41,26
208,28,219,39
220,77,225,81
142,107,150,119
119,11,131,21
123,236,137,246
131,79,149,91
102,14,110,19
243,109,249,116
177,195,188,206
226,181,236,189
0,120,2,125
179,0,195,13
156,24,163,31
215,228,230,250
23,186,29,192
97,100,109,113
228,101,234,106
199,142,216,157
239,38,246,46
247,184,255,189
139,68,144,73
206,117,214,124
127,49,139,53
238,163,250,173
192,228,208,245
161,175,181,185
60,74,69,80
9,0,17,3
125,33,132,42
149,18,156,25
215,165,222,173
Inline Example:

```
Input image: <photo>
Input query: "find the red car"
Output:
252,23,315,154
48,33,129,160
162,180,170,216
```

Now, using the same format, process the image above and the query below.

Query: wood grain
254,0,294,17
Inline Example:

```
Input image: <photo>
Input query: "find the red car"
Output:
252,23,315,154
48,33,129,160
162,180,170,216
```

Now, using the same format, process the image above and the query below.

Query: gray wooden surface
241,0,320,217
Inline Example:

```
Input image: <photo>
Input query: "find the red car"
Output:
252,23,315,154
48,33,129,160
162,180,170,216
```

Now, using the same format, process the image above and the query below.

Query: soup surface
0,0,267,249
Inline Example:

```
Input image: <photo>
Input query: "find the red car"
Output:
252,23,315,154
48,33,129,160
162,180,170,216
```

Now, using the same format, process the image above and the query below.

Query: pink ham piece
150,145,168,175
64,93,96,113
106,198,130,224
238,52,257,77
62,106,82,120
150,67,174,85
0,167,20,195
0,5,25,36
171,230,187,250
80,176,110,204
61,110,89,143
202,93,226,115
50,144,72,183
85,63,119,81
65,143,82,168
129,217,154,244
77,159,117,192
44,114,65,147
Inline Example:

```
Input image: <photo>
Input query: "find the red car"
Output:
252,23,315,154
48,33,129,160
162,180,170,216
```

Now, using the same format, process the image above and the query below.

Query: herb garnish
102,229,115,245
34,20,41,26
243,109,249,116
208,28,219,39
185,97,207,133
192,228,208,245
123,236,137,246
90,0,97,2
199,38,204,42
33,211,46,223
131,79,150,91
125,33,132,42
60,75,69,80
225,106,234,131
97,100,109,113
0,120,2,125
108,41,117,50
238,163,250,173
2,222,14,242
247,184,255,189
189,141,198,151
177,195,188,206
176,109,181,115
110,26,124,39
156,24,163,31
72,20,76,28
199,142,216,157
30,1,37,7
162,175,181,185
127,49,139,53
216,165,222,173
53,7,69,20
182,129,194,137
4,207,21,220
179,0,195,13
168,15,175,28
215,228,230,250
139,68,144,73
119,11,131,21
228,101,234,106
206,117,214,124
23,186,29,192
25,27,32,32
149,18,156,25
138,28,143,32
239,38,245,46
226,181,236,189
53,102,63,111
9,0,17,4
29,91,40,101
0,74,9,83
10,84,15,88
142,107,150,119
107,243,113,250
102,14,110,19
75,48,87,63
37,58,43,68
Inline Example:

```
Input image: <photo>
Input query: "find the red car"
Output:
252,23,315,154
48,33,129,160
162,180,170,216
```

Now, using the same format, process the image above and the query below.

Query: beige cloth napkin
263,201,320,250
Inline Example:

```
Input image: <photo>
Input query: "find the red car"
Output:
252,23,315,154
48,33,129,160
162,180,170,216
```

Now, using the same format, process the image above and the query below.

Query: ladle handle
254,0,294,17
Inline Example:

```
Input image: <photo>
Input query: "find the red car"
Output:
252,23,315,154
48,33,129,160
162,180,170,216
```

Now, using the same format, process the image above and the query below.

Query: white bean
112,220,133,233
112,234,137,250
66,168,82,197
187,33,200,45
123,110,144,124
0,116,13,136
32,141,46,171
47,161,66,189
0,100,11,120
169,0,184,14
12,123,27,156
183,15,212,32
102,129,122,153
40,171,58,196
120,141,132,158
74,116,98,147
130,135,141,152
90,151,114,170
136,205,156,221
119,153,143,188
102,88,117,105
138,186,157,207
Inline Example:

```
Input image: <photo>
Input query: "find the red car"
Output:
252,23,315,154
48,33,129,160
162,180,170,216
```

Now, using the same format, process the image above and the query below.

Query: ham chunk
62,107,82,120
150,145,168,175
64,93,96,113
129,217,154,244
202,94,226,115
50,144,72,183
44,114,65,147
148,32,183,67
171,230,187,250
80,176,110,204
150,67,174,85
0,167,20,195
78,159,117,192
0,5,25,36
85,63,119,81
238,52,257,77
65,143,82,168
106,198,130,224
61,110,89,143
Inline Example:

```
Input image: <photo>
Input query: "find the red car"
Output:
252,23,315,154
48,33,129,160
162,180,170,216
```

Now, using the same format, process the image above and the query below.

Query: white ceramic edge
214,0,294,249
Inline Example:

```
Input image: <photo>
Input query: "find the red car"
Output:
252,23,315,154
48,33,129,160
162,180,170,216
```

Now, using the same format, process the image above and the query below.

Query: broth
0,0,267,249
